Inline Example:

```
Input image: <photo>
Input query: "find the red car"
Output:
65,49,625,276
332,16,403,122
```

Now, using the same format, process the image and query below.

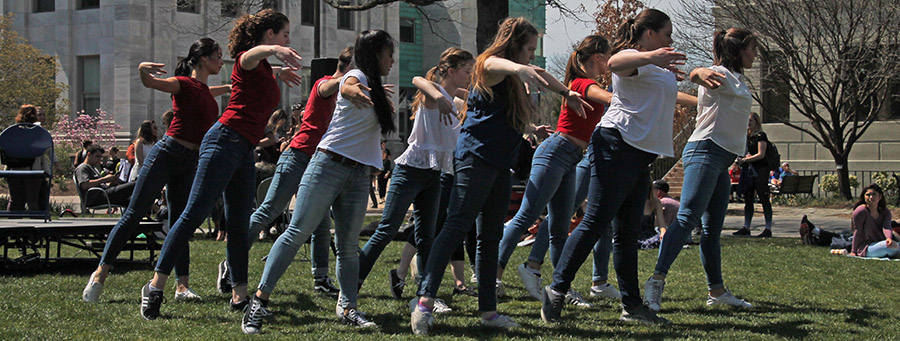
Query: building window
221,0,240,17
301,0,315,26
399,17,415,43
79,56,101,115
176,0,200,13
33,0,54,13
337,9,353,30
78,0,100,10
761,50,790,123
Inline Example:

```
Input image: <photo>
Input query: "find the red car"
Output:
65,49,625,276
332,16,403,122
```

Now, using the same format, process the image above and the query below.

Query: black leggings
407,173,467,261
743,165,773,226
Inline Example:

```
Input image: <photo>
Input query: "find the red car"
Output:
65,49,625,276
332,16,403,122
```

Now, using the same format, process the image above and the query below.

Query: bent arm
608,50,649,77
584,84,612,106
209,84,232,97
239,45,278,71
317,77,342,98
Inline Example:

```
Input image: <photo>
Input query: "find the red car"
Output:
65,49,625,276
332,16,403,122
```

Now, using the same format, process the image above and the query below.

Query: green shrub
819,174,859,197
873,171,898,205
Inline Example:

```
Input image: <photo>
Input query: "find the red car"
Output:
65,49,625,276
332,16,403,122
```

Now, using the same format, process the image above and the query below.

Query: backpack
765,140,781,171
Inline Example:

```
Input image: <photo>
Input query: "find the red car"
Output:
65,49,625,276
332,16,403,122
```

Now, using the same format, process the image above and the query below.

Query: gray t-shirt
75,163,104,203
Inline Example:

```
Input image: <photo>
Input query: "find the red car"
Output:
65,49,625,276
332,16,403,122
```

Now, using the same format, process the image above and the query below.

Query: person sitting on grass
849,184,898,258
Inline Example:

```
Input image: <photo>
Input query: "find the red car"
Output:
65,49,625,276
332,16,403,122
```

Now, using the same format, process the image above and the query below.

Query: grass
2,229,899,340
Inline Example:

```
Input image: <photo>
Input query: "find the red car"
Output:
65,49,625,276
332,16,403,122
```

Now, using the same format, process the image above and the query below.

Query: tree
0,13,68,129
677,0,900,199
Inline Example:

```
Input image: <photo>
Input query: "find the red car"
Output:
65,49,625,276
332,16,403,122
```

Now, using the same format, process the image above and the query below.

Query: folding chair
73,173,125,216
0,123,54,222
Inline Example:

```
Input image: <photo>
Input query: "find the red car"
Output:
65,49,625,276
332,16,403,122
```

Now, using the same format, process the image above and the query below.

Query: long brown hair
612,9,670,53
16,104,39,123
713,28,757,74
134,120,158,146
410,47,474,119
854,183,887,214
472,17,539,133
747,112,762,136
228,9,289,59
562,35,610,108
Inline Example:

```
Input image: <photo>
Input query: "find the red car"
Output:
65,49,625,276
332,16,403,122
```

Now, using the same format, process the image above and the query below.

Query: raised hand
565,91,594,118
277,66,302,87
515,64,549,94
272,46,302,69
692,67,725,89
139,62,167,76
345,83,373,108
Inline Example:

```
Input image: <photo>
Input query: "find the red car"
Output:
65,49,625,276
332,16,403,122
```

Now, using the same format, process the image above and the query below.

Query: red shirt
167,76,219,145
219,51,281,144
556,78,606,143
289,76,337,156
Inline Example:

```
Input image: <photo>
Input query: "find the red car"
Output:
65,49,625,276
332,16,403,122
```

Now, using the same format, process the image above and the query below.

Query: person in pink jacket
850,184,898,258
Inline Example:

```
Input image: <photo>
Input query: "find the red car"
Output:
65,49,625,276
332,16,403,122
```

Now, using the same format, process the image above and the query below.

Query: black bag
765,140,781,171
0,150,35,168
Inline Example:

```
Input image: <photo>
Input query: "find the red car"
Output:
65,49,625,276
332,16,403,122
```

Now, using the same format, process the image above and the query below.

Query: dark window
882,78,900,120
400,17,415,43
78,0,100,10
761,50,790,123
80,56,101,115
176,0,199,13
221,0,240,17
34,0,54,13
301,0,315,26
337,9,353,30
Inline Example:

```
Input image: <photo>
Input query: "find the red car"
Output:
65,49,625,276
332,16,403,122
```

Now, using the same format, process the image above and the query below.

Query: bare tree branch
323,0,440,11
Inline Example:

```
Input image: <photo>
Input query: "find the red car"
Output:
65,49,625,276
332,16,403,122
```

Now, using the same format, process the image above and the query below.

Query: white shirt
317,69,384,169
128,142,154,182
599,50,678,157
394,83,460,173
688,65,752,155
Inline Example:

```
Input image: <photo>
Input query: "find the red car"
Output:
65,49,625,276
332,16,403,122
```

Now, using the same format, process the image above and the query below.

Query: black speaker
310,58,338,83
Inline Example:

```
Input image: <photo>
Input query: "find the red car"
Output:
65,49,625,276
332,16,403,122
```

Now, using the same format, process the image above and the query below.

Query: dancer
82,38,229,303
357,48,474,309
495,35,612,307
138,9,302,320
410,17,593,335
540,9,695,325
733,111,774,237
645,28,759,314
241,29,395,333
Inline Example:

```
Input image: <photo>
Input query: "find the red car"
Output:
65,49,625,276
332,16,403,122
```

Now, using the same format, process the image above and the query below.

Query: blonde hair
747,112,762,136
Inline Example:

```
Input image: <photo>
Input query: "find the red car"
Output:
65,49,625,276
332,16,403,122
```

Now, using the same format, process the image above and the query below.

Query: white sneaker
565,289,593,309
589,283,621,300
410,304,434,335
470,273,478,284
707,289,752,309
516,263,542,300
480,314,520,328
409,297,452,314
643,277,665,312
174,288,202,301
82,276,103,302
495,280,508,298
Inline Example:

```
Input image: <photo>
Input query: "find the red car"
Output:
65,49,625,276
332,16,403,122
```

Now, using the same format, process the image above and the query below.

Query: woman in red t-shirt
82,37,230,303
138,9,302,321
496,35,614,303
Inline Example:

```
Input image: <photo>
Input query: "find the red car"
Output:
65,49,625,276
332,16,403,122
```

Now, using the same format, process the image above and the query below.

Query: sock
148,284,162,292
417,301,433,313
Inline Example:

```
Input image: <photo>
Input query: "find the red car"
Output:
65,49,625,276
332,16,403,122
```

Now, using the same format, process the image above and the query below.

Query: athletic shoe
336,295,369,319
140,282,164,320
314,276,341,297
756,229,772,238
481,314,520,328
565,289,593,308
732,227,751,236
707,289,752,309
410,303,434,335
495,280,508,298
453,285,478,297
643,277,666,312
517,263,542,300
408,297,451,314
620,304,670,325
82,276,103,302
341,308,377,328
470,273,478,284
241,296,270,334
589,283,621,300
174,288,201,301
389,269,406,299
217,260,231,294
800,215,813,245
230,298,249,312
540,285,564,322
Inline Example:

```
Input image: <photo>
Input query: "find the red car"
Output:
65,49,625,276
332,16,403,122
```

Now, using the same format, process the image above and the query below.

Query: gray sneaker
643,277,665,312
241,297,270,334
589,283,621,300
495,280,508,298
517,263,542,300
481,314,520,328
82,276,103,302
707,289,752,309
410,303,434,335
540,286,564,322
620,304,670,325
341,309,377,328
565,288,593,309
140,282,164,320
408,297,451,314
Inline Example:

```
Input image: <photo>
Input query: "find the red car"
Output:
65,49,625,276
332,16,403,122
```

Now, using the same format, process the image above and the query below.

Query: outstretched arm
138,62,181,94
208,84,232,97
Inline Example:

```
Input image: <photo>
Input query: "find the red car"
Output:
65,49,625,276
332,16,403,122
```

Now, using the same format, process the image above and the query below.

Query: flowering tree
53,109,120,151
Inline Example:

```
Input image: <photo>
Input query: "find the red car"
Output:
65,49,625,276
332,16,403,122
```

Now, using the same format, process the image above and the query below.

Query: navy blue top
455,79,522,169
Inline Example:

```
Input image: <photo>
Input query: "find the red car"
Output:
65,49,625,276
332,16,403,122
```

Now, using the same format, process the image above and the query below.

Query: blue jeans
866,240,900,258
155,122,255,286
417,153,511,312
100,136,196,278
498,133,581,271
359,164,441,284
550,128,658,309
258,151,369,309
653,139,736,290
247,148,332,278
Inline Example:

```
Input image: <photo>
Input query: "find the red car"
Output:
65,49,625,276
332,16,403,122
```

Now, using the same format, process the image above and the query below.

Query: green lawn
1,232,898,340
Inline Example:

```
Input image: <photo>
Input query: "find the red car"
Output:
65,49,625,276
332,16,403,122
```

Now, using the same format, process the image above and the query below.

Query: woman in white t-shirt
128,119,159,182
541,8,696,325
646,28,758,314
243,29,395,332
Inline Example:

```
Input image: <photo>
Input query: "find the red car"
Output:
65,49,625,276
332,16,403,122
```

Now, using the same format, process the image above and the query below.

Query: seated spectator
102,146,121,174
849,184,898,258
75,145,137,208
75,140,92,167
5,104,50,211
729,161,741,202
770,162,798,188
638,180,681,249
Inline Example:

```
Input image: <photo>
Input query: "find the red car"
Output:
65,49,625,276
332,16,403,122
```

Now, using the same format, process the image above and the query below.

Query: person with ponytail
541,9,697,325
356,47,474,306
410,17,593,335
82,37,230,303
241,30,394,333
494,35,614,307
138,9,302,321
645,27,758,315
128,119,159,182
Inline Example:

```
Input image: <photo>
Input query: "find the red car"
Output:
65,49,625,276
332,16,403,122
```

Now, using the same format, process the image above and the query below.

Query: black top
746,131,769,170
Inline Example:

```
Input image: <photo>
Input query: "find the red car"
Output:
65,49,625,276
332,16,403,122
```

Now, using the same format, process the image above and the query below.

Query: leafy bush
819,174,859,197
873,171,898,206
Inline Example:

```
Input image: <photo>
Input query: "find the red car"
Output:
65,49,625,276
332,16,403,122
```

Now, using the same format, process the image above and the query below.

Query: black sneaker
620,304,670,325
140,282,165,320
241,297,270,334
314,277,341,297
540,286,564,322
756,229,772,238
217,260,232,294
389,269,406,299
340,308,377,328
453,285,478,297
732,227,751,236
230,298,249,312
